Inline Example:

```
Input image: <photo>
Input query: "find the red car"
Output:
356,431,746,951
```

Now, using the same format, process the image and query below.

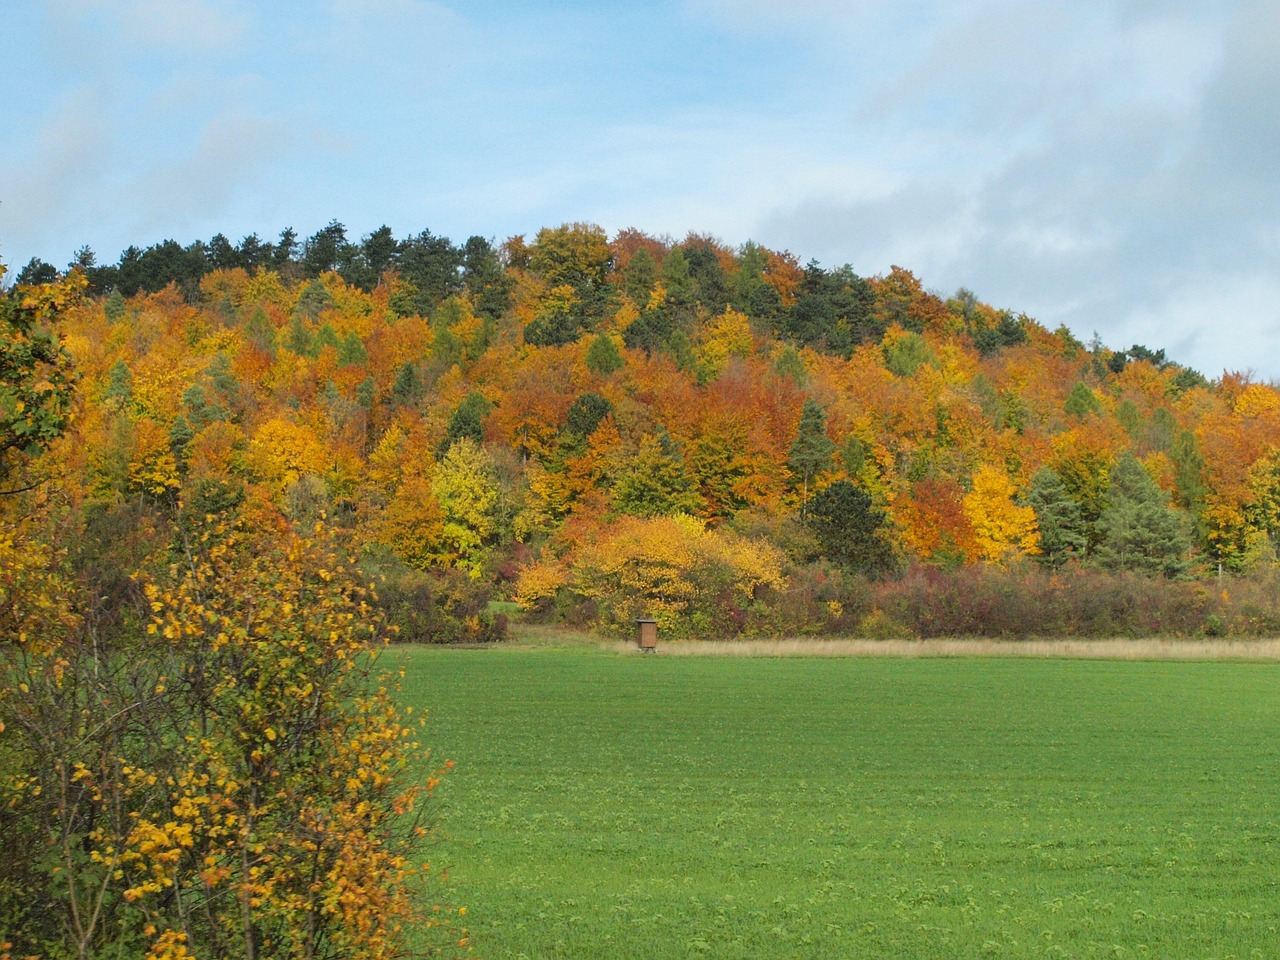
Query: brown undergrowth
612,637,1280,660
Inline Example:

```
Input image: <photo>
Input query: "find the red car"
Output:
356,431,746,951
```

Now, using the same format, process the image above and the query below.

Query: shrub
870,564,1214,639
364,549,507,643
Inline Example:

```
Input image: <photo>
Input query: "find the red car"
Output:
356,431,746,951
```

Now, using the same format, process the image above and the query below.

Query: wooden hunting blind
635,618,657,652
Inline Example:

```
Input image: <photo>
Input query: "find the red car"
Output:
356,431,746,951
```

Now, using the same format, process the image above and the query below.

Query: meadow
399,642,1280,959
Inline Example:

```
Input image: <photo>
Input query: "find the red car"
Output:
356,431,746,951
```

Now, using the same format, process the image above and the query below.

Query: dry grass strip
611,637,1280,660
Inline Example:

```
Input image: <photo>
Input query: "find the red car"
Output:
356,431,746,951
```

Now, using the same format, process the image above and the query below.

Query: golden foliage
247,416,330,495
963,464,1040,563
569,513,785,637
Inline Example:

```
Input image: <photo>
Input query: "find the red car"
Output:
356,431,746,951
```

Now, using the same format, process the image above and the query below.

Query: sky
2,0,1278,378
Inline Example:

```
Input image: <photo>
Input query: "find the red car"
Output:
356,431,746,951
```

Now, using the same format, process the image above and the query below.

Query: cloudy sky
3,0,1278,377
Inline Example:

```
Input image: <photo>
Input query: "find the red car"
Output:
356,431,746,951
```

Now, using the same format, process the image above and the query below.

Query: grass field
398,643,1280,959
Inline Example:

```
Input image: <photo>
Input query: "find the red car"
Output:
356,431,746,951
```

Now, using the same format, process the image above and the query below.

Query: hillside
9,221,1280,639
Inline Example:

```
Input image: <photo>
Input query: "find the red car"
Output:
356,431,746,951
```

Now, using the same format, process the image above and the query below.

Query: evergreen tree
312,323,341,355
784,262,877,356
1094,453,1190,578
400,230,464,315
273,226,299,270
244,306,276,354
1064,382,1102,419
461,235,512,319
658,247,696,317
585,333,624,377
806,480,895,576
788,399,835,517
613,433,703,518
1171,429,1208,514
883,332,932,377
292,279,333,321
356,376,376,411
732,241,783,327
621,246,658,305
563,393,613,442
774,345,808,387
392,361,422,404
350,224,398,290
301,220,353,277
16,258,59,287
103,359,133,407
338,331,368,366
284,313,313,355
438,391,491,456
523,295,582,347
168,414,194,473
103,288,127,321
206,353,241,416
182,383,228,427
1026,467,1087,568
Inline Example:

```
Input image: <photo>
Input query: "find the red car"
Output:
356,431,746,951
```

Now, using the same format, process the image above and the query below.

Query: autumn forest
4,219,1280,957
11,221,1280,642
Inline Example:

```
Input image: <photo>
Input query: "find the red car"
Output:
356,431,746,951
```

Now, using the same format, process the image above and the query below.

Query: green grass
398,646,1280,959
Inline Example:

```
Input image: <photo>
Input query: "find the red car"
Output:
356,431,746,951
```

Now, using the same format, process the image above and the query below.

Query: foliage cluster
741,561,1280,640
7,221,1280,642
0,499,464,959
0,266,466,958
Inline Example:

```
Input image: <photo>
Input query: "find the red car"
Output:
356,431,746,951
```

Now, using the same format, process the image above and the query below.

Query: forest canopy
3,220,1278,647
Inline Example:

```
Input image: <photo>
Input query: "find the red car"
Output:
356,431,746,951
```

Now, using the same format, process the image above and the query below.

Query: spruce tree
806,480,895,576
1094,453,1190,578
585,333,624,377
1027,467,1087,568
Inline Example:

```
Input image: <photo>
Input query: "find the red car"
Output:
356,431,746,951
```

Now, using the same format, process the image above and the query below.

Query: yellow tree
565,513,785,638
963,463,1040,563
433,437,500,577
246,416,329,497
695,306,754,382
374,473,447,569
1,501,463,960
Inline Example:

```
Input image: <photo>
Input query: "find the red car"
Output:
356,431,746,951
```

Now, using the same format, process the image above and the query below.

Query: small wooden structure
635,618,658,653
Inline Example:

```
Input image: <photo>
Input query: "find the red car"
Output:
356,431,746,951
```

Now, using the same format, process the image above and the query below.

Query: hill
8,221,1280,639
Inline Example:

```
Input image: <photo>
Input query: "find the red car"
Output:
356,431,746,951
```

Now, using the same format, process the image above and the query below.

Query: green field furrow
399,649,1280,959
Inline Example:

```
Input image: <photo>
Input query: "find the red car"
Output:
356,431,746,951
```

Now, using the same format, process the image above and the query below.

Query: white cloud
47,0,250,57
1117,273,1280,379
135,113,297,223
0,88,118,264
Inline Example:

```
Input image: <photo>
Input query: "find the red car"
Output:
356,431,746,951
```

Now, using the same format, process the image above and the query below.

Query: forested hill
9,221,1280,640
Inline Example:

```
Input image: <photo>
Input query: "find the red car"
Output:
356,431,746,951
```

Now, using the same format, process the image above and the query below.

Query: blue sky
3,0,1278,378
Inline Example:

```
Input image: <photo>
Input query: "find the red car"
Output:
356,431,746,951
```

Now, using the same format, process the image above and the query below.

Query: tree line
2,219,1275,647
